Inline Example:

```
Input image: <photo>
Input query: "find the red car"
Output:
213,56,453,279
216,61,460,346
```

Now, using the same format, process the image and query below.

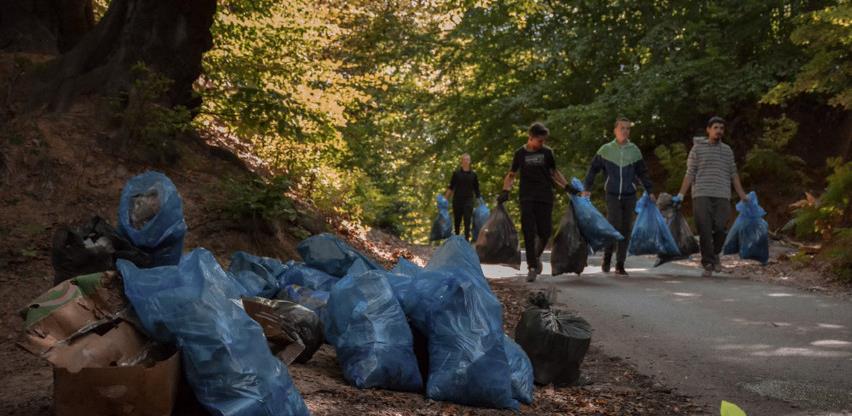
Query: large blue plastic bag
324,270,422,392
569,178,624,252
403,237,518,409
429,194,452,241
117,249,309,416
388,258,420,303
276,283,331,327
117,171,187,266
297,233,381,277
227,251,288,298
627,194,681,256
280,262,339,291
391,257,422,277
723,192,769,264
504,334,534,405
472,197,490,241
425,276,518,410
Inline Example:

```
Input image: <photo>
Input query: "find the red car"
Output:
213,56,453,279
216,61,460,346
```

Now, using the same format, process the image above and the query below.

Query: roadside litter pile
17,171,596,415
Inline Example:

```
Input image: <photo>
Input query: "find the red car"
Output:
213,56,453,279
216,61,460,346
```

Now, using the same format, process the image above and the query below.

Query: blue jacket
583,140,653,199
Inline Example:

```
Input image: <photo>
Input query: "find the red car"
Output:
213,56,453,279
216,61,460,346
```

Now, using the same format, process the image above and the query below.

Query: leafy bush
820,228,852,283
654,143,688,192
220,175,298,226
742,115,809,194
115,63,192,163
793,158,851,240
793,158,852,282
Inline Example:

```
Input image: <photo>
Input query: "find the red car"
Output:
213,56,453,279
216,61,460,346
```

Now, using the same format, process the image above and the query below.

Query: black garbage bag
474,202,521,269
550,200,588,276
655,194,699,267
52,216,152,285
514,295,592,386
242,297,324,364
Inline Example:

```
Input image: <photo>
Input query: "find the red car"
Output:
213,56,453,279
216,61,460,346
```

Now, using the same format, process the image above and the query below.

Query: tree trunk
0,0,95,54
27,0,216,112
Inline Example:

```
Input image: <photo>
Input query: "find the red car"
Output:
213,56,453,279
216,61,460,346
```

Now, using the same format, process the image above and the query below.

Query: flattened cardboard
19,271,128,357
45,321,148,372
54,350,180,416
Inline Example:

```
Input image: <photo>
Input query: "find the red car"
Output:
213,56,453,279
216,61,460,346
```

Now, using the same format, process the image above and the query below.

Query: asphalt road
482,253,852,416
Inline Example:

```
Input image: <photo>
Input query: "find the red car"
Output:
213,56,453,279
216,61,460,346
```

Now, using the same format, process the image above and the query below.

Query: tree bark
27,0,216,112
0,0,95,54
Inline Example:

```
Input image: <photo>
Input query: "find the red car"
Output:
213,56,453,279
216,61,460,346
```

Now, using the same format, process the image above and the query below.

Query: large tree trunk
0,0,95,54
27,0,216,112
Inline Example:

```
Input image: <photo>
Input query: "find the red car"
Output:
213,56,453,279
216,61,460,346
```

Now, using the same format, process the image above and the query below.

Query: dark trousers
520,200,553,271
605,195,637,265
453,202,474,240
693,197,732,268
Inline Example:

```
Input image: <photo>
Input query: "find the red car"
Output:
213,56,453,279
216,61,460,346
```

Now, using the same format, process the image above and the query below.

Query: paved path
482,253,852,415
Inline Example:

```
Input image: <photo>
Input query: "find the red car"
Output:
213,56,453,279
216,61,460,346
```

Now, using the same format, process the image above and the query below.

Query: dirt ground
0,277,706,416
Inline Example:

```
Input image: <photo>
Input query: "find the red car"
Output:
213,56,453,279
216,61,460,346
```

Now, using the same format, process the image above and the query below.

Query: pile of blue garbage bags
110,171,535,414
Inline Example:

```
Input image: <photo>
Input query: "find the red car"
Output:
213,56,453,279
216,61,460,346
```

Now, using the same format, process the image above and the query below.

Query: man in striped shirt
674,117,749,277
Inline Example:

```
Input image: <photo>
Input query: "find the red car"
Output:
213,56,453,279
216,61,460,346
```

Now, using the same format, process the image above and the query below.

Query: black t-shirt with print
510,146,557,203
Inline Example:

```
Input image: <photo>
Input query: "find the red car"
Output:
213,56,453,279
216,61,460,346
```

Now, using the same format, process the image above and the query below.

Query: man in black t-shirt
445,153,481,241
498,122,578,282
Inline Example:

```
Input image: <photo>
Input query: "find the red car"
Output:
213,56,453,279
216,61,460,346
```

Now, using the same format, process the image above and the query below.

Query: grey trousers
693,197,732,268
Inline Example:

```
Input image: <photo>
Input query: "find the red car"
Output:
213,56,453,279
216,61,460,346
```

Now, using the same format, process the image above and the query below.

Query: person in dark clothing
582,117,654,276
445,153,482,241
498,122,577,282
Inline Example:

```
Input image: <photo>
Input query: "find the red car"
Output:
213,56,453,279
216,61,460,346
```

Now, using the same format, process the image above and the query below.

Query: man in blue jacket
583,117,654,276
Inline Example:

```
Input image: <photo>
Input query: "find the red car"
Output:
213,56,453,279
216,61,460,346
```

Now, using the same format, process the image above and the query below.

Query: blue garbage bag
297,233,381,277
391,257,422,278
403,238,518,409
570,178,624,252
324,270,423,392
389,257,421,304
723,192,769,265
345,257,372,277
503,334,534,405
429,194,452,241
117,171,187,266
425,275,518,410
227,251,288,298
280,262,339,292
118,249,309,416
276,283,330,320
627,194,681,256
472,197,490,241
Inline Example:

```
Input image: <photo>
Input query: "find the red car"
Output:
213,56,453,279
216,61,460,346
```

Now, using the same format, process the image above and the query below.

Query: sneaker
602,258,612,273
526,268,537,283
535,259,543,275
615,264,629,276
714,262,723,273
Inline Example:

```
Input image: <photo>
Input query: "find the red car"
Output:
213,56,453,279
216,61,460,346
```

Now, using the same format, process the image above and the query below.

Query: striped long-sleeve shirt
685,137,737,199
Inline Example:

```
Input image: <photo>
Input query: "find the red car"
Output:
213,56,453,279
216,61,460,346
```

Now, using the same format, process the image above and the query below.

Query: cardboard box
54,347,180,416
18,271,181,416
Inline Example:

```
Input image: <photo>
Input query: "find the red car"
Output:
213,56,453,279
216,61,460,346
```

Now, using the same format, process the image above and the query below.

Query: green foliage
821,227,852,282
117,63,191,162
762,3,852,109
220,175,298,224
654,143,689,192
742,115,809,192
794,158,852,239
195,0,847,241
